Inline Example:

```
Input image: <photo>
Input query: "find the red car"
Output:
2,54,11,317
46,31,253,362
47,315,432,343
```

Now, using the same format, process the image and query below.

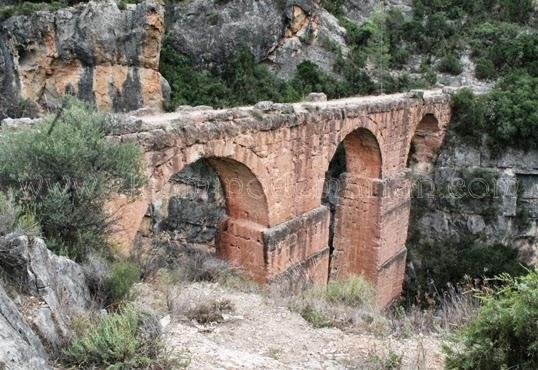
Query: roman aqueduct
110,89,452,306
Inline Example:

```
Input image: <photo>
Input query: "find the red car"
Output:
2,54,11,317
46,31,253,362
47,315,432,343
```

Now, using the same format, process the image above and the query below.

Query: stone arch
151,154,270,282
324,127,383,281
407,113,441,173
205,157,269,227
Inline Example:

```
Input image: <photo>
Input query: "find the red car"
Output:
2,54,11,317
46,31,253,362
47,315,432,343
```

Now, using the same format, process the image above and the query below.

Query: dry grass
278,275,480,338
167,286,235,325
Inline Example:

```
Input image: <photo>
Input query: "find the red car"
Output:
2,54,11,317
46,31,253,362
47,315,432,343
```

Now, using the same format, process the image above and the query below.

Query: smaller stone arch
407,113,442,173
343,128,383,179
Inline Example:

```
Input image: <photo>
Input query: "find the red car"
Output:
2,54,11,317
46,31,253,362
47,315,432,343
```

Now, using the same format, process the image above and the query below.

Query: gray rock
0,283,50,370
307,92,327,102
0,234,91,354
166,0,285,67
254,101,274,111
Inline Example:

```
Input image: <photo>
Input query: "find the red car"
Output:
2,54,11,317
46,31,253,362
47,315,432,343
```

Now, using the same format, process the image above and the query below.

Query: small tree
0,97,145,260
445,270,538,369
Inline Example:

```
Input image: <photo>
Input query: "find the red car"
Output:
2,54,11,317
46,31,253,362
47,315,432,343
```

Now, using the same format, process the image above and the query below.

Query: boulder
0,234,91,354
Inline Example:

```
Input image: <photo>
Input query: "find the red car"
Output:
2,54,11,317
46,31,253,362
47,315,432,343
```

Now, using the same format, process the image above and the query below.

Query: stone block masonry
108,90,452,306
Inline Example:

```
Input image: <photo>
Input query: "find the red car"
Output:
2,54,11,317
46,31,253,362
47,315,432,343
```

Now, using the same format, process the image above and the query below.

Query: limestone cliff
408,127,538,266
165,0,347,79
0,0,169,117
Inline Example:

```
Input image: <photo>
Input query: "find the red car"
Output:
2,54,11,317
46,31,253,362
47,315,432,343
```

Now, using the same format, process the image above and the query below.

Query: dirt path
155,283,445,369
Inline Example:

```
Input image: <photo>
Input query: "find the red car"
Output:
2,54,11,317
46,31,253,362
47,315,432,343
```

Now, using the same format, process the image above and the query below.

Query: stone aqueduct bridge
111,90,452,306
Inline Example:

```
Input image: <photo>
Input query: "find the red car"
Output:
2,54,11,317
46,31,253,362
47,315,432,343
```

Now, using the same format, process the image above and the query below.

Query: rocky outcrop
0,0,169,117
408,130,538,265
0,234,91,356
0,283,50,370
165,0,347,79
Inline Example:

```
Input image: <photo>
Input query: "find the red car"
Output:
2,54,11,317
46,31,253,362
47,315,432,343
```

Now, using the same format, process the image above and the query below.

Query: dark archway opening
322,143,346,279
161,159,226,252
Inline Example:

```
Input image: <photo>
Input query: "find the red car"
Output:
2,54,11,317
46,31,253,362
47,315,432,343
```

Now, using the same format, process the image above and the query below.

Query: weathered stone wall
0,0,168,117
109,90,452,306
408,128,538,267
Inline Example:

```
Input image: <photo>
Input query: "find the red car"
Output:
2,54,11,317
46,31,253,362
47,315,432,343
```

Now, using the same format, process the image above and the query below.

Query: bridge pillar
330,174,411,306
216,218,267,283
216,206,330,287
263,206,330,287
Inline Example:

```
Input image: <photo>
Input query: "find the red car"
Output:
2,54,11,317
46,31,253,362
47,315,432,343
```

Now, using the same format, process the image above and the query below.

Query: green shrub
0,97,145,260
444,270,538,369
437,53,463,75
485,72,538,151
474,58,496,80
450,88,486,142
63,305,183,369
105,262,140,305
325,276,375,306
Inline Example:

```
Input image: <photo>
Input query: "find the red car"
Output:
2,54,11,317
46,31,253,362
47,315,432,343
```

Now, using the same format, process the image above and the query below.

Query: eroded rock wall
165,0,347,79
0,0,168,116
408,129,538,265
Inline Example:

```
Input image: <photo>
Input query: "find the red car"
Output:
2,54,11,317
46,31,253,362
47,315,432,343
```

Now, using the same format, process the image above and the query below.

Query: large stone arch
327,127,384,282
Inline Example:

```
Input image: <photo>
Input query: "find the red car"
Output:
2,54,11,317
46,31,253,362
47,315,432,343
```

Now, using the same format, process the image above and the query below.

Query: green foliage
485,72,538,151
325,276,375,306
105,262,140,305
297,305,332,328
450,88,486,142
437,53,463,75
0,1,79,21
63,305,184,369
470,22,538,77
0,97,145,260
444,270,538,369
320,0,344,17
474,57,496,80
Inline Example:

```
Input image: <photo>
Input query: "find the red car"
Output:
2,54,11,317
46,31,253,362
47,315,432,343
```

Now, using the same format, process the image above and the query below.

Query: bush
437,53,463,75
286,276,381,330
325,276,375,306
474,58,496,80
485,72,538,151
445,270,538,369
0,97,145,260
64,305,182,369
450,88,486,141
105,262,140,305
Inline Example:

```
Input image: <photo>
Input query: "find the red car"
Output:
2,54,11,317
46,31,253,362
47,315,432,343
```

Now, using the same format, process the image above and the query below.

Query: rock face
408,129,538,265
0,283,50,370
0,234,91,356
165,0,347,79
0,0,168,117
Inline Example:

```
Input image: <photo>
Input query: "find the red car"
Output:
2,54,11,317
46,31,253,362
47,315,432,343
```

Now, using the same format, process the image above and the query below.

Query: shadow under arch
323,127,383,282
407,113,441,173
159,156,270,281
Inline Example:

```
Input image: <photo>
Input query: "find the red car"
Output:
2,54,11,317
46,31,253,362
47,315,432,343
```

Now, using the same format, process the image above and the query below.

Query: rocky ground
133,280,445,370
